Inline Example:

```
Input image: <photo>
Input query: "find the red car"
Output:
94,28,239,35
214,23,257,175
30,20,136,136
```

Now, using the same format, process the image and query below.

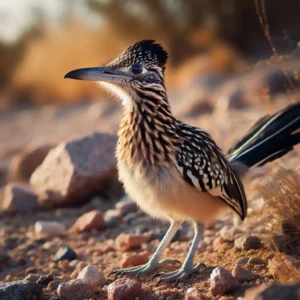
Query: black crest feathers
112,40,168,68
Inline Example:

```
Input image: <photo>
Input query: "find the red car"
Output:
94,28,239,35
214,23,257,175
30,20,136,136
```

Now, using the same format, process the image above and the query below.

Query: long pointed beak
64,67,130,83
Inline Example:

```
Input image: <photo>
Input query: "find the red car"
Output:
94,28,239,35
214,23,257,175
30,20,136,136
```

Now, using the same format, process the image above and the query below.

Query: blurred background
0,1,299,293
1,0,300,186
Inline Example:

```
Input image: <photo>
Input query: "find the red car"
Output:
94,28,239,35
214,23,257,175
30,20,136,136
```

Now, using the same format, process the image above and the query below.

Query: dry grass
251,168,300,282
268,253,300,283
260,168,300,237
11,22,130,104
172,42,246,88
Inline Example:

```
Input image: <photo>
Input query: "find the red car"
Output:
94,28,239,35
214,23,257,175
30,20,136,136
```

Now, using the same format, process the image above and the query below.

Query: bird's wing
175,122,247,220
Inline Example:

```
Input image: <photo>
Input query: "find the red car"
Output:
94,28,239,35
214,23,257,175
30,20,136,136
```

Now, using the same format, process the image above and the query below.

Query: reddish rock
72,210,106,233
160,288,176,297
107,278,143,300
9,143,54,182
232,264,256,282
121,252,149,268
77,265,105,287
30,133,120,206
210,267,237,296
57,279,92,300
185,287,211,299
234,236,263,251
2,183,38,213
115,233,149,252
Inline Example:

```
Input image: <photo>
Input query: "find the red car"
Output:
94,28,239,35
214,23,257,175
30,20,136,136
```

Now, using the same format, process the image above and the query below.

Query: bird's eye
131,64,143,74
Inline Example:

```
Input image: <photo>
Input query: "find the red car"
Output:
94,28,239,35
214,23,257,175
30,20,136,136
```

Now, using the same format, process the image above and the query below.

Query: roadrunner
65,40,300,283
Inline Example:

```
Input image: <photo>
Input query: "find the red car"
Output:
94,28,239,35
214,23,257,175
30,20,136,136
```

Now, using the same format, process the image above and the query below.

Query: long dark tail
227,102,300,170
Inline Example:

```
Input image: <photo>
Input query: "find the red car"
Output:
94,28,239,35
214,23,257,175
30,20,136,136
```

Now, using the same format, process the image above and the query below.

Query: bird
65,40,300,284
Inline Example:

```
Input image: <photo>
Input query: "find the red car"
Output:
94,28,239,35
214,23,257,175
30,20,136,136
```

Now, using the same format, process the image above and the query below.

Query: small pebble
115,233,148,252
70,271,79,279
75,262,87,273
43,239,62,251
54,246,77,262
210,267,237,296
47,280,62,291
69,260,79,268
234,236,262,251
72,210,106,233
34,221,66,237
24,273,40,282
104,210,122,228
121,252,149,268
2,183,38,213
202,237,214,246
185,287,211,299
219,226,242,240
213,237,225,250
77,265,105,287
248,257,266,265
160,288,176,297
57,279,92,300
115,198,137,215
16,256,27,266
232,264,257,282
236,257,249,265
107,278,143,300
25,266,37,274
37,274,54,286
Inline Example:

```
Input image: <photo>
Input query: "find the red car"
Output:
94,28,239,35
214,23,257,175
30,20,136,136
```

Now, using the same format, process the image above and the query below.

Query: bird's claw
152,262,206,285
108,258,182,280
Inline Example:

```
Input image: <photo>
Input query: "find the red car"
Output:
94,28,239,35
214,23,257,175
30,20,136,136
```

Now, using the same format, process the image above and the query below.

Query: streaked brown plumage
65,40,300,284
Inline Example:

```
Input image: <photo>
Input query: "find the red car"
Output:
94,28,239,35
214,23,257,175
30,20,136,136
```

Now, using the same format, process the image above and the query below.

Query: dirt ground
0,75,299,299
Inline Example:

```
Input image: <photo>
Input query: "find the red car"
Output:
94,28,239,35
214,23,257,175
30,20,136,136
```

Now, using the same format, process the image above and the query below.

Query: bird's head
65,40,168,105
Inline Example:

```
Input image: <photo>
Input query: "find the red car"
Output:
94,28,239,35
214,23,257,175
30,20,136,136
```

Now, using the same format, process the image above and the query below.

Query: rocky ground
0,64,300,300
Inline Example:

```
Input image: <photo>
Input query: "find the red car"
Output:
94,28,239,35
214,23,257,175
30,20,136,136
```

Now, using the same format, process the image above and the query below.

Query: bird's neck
117,87,180,167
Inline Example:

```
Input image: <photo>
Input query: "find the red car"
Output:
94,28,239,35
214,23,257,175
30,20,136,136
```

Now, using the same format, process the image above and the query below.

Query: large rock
244,283,300,300
9,143,54,182
2,183,38,213
0,280,43,300
30,132,121,206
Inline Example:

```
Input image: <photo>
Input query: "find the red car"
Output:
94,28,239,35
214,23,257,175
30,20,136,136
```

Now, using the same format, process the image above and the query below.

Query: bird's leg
152,222,205,284
109,221,182,279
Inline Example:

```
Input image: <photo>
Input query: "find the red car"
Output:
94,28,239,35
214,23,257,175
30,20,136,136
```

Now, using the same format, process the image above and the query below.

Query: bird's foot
108,258,182,280
152,262,206,285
